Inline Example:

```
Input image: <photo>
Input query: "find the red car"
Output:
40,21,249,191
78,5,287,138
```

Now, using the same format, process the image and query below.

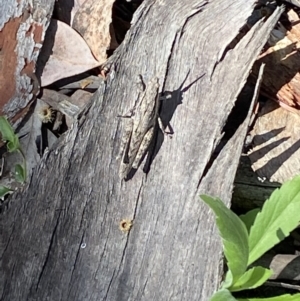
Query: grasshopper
119,75,165,179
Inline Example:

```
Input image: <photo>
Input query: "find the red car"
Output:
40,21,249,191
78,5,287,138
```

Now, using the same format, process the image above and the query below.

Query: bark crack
36,212,61,290
67,230,86,300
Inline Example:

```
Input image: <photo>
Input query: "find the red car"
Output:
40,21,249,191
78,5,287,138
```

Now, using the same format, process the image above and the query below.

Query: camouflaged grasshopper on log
119,75,166,180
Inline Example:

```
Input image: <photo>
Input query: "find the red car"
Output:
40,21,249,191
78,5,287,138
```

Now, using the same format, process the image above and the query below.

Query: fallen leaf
66,89,93,127
248,100,300,183
72,0,116,62
54,0,87,26
254,9,300,109
40,19,101,86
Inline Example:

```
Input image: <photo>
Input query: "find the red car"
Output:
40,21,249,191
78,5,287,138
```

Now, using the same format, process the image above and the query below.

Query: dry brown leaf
72,0,116,62
255,9,300,109
65,89,93,127
248,100,300,183
40,19,101,87
58,75,102,90
80,78,94,89
69,89,92,108
41,89,82,118
54,0,87,26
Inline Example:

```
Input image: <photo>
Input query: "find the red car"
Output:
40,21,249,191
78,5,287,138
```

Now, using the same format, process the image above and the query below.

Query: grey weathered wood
255,254,300,281
0,1,283,300
233,156,280,211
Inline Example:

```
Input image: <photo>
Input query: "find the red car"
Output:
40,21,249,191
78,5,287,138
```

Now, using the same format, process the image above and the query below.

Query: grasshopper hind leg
132,126,155,170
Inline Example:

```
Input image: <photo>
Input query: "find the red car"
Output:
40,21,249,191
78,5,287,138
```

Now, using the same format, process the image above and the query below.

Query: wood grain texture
233,156,280,211
0,1,283,300
249,100,300,183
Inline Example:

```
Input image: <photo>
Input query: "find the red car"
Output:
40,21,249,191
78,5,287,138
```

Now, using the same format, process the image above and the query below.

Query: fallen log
0,1,283,300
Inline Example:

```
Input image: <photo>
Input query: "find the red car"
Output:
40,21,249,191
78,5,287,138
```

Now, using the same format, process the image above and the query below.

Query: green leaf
248,175,300,265
0,185,13,200
209,289,237,301
0,117,20,152
7,135,20,152
201,195,249,286
229,266,272,292
15,164,26,183
239,209,260,233
237,293,300,301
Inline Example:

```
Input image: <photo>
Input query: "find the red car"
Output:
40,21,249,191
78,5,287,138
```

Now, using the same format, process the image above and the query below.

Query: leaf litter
0,0,142,199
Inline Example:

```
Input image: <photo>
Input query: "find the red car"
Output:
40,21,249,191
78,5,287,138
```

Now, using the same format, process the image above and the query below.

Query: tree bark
0,0,54,121
0,1,283,300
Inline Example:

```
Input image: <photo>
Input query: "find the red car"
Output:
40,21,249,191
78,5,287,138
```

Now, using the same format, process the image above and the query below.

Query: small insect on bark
119,75,166,180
